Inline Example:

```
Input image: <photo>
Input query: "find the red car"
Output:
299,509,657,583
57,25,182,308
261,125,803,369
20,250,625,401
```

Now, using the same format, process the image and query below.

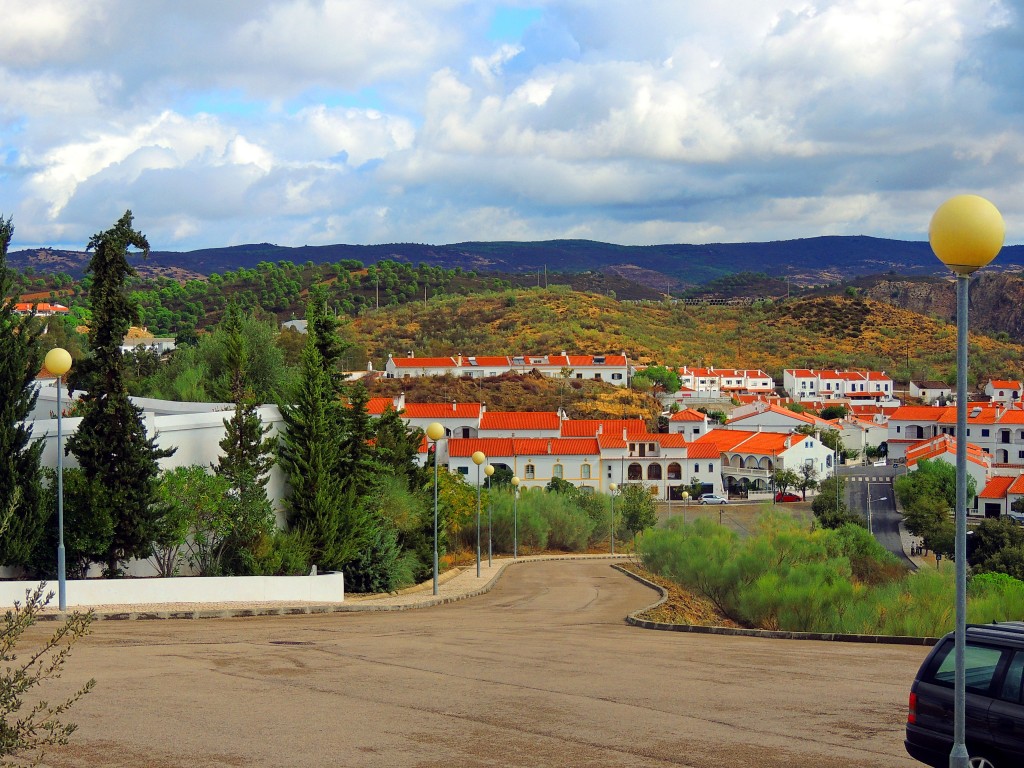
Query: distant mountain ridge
9,235,1024,285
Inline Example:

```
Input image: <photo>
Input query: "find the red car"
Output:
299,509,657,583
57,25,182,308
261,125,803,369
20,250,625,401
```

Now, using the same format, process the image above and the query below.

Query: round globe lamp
426,422,445,595
929,194,1005,275
471,451,487,576
45,347,73,612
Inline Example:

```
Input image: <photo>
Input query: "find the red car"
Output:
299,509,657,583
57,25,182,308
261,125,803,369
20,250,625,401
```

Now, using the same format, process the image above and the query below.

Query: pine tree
0,216,48,570
65,212,173,575
306,284,348,393
277,339,352,569
214,303,276,559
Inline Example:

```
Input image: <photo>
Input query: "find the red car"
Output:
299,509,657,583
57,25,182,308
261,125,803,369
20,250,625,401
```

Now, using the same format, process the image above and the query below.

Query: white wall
0,572,344,608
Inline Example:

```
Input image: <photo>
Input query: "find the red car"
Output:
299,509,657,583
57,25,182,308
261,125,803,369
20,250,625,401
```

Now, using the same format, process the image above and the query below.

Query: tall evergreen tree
277,339,352,569
0,216,48,569
65,211,173,575
306,284,348,392
214,302,276,559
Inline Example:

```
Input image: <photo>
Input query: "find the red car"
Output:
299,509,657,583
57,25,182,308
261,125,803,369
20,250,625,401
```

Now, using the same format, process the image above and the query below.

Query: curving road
37,560,929,768
841,465,914,568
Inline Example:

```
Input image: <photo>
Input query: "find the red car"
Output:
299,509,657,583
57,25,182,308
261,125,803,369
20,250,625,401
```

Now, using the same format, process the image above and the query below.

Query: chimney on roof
547,439,552,454
452,400,457,412
407,350,414,358
598,423,603,435
396,392,405,411
367,360,374,372
456,353,463,366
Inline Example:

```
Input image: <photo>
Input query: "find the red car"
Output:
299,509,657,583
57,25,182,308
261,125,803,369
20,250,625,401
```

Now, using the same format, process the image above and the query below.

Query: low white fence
1,572,345,608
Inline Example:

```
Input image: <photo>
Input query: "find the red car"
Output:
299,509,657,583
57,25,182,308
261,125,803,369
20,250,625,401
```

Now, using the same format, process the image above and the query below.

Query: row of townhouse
384,352,630,385
886,403,1024,465
368,396,837,498
723,401,888,458
783,369,896,404
672,367,775,398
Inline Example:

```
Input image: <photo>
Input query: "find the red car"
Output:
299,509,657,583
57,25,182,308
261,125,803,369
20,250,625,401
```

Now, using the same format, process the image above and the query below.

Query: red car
775,492,801,502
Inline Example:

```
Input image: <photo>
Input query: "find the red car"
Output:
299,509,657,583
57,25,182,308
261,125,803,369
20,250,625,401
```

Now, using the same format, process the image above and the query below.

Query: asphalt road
35,560,930,768
841,465,914,567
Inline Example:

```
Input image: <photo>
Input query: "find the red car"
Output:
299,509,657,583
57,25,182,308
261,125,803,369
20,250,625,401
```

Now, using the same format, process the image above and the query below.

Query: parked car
774,492,801,503
905,621,1024,767
699,493,728,505
1007,511,1024,526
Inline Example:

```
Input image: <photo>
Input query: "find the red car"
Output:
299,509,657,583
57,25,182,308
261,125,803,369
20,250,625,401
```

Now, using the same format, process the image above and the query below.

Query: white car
699,493,728,505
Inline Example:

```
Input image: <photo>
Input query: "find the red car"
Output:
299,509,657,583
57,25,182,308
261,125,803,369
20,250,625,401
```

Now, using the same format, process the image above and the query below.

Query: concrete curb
612,563,941,646
41,553,631,622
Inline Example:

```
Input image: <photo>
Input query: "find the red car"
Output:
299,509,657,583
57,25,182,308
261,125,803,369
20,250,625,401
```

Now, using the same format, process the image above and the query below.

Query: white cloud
1,0,1023,251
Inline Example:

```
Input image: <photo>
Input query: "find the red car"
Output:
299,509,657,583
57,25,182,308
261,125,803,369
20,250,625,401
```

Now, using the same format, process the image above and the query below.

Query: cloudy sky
1,0,1021,252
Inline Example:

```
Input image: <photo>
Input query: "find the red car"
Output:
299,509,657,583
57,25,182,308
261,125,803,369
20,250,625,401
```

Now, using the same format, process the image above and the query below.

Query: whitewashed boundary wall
0,571,344,608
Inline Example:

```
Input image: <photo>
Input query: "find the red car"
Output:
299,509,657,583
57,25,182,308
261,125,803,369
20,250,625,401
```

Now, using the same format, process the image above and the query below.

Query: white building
384,352,630,386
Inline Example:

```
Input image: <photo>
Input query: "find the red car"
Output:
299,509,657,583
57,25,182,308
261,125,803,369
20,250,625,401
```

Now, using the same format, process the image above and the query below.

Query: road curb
41,554,631,621
612,563,940,646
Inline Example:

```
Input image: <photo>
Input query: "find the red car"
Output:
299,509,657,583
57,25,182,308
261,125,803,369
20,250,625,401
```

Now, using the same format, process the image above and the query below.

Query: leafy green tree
895,459,972,557
65,212,174,575
772,468,800,496
632,365,681,393
968,517,1024,578
811,475,860,529
797,463,819,500
819,405,848,421
1,585,95,764
0,216,48,569
619,484,657,549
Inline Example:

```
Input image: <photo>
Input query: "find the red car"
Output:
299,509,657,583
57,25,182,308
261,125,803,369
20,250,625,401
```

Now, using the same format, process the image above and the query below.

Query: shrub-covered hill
351,286,1024,383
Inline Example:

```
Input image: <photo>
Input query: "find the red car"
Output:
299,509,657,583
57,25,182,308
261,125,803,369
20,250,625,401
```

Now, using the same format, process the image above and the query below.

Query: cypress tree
214,303,276,555
0,216,47,569
65,211,173,575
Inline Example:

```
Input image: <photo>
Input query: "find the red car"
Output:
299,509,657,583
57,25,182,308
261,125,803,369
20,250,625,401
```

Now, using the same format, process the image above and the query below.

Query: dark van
906,622,1024,767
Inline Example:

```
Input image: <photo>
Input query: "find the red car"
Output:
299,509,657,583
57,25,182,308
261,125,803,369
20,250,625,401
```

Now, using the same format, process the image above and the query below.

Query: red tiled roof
989,379,1022,390
905,435,989,467
686,443,722,459
367,397,395,415
448,437,600,457
997,410,1024,425
560,419,648,437
402,402,482,419
692,430,791,454
479,412,561,431
390,357,456,368
1008,476,1024,495
470,356,511,367
669,408,706,422
980,476,1015,499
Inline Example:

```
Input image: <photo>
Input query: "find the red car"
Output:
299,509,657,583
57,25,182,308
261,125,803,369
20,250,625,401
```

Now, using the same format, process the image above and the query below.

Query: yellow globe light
511,476,520,486
425,422,445,441
929,195,1005,275
44,347,73,377
471,450,486,466
609,482,618,492
484,464,494,477
682,491,689,501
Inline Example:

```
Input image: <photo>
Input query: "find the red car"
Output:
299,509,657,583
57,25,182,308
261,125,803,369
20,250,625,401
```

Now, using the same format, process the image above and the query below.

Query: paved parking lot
35,560,929,768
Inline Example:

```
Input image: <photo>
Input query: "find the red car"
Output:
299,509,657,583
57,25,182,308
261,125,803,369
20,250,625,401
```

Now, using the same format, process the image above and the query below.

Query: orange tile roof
691,430,791,454
560,419,648,437
980,476,1015,499
728,404,817,425
686,443,722,459
1008,476,1024,494
989,379,1022,390
390,357,456,368
997,410,1024,425
479,412,561,431
469,356,511,367
670,408,706,422
402,402,482,419
905,435,989,467
367,397,395,415
448,437,600,457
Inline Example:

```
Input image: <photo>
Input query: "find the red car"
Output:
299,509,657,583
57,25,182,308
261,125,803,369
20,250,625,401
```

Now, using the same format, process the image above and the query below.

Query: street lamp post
426,422,446,596
484,464,495,567
930,194,1005,768
609,482,618,555
44,348,73,612
511,476,520,559
682,491,689,524
472,451,487,577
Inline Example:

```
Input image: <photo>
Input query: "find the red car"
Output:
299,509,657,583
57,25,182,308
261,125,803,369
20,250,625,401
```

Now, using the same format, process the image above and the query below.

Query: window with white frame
525,464,536,479
581,464,591,479
553,464,563,479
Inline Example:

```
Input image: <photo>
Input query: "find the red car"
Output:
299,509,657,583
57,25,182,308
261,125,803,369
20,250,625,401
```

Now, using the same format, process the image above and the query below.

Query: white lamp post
608,482,618,555
930,194,1004,768
511,476,520,559
472,451,487,577
44,347,72,612
682,491,689,524
484,464,495,566
426,422,446,596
